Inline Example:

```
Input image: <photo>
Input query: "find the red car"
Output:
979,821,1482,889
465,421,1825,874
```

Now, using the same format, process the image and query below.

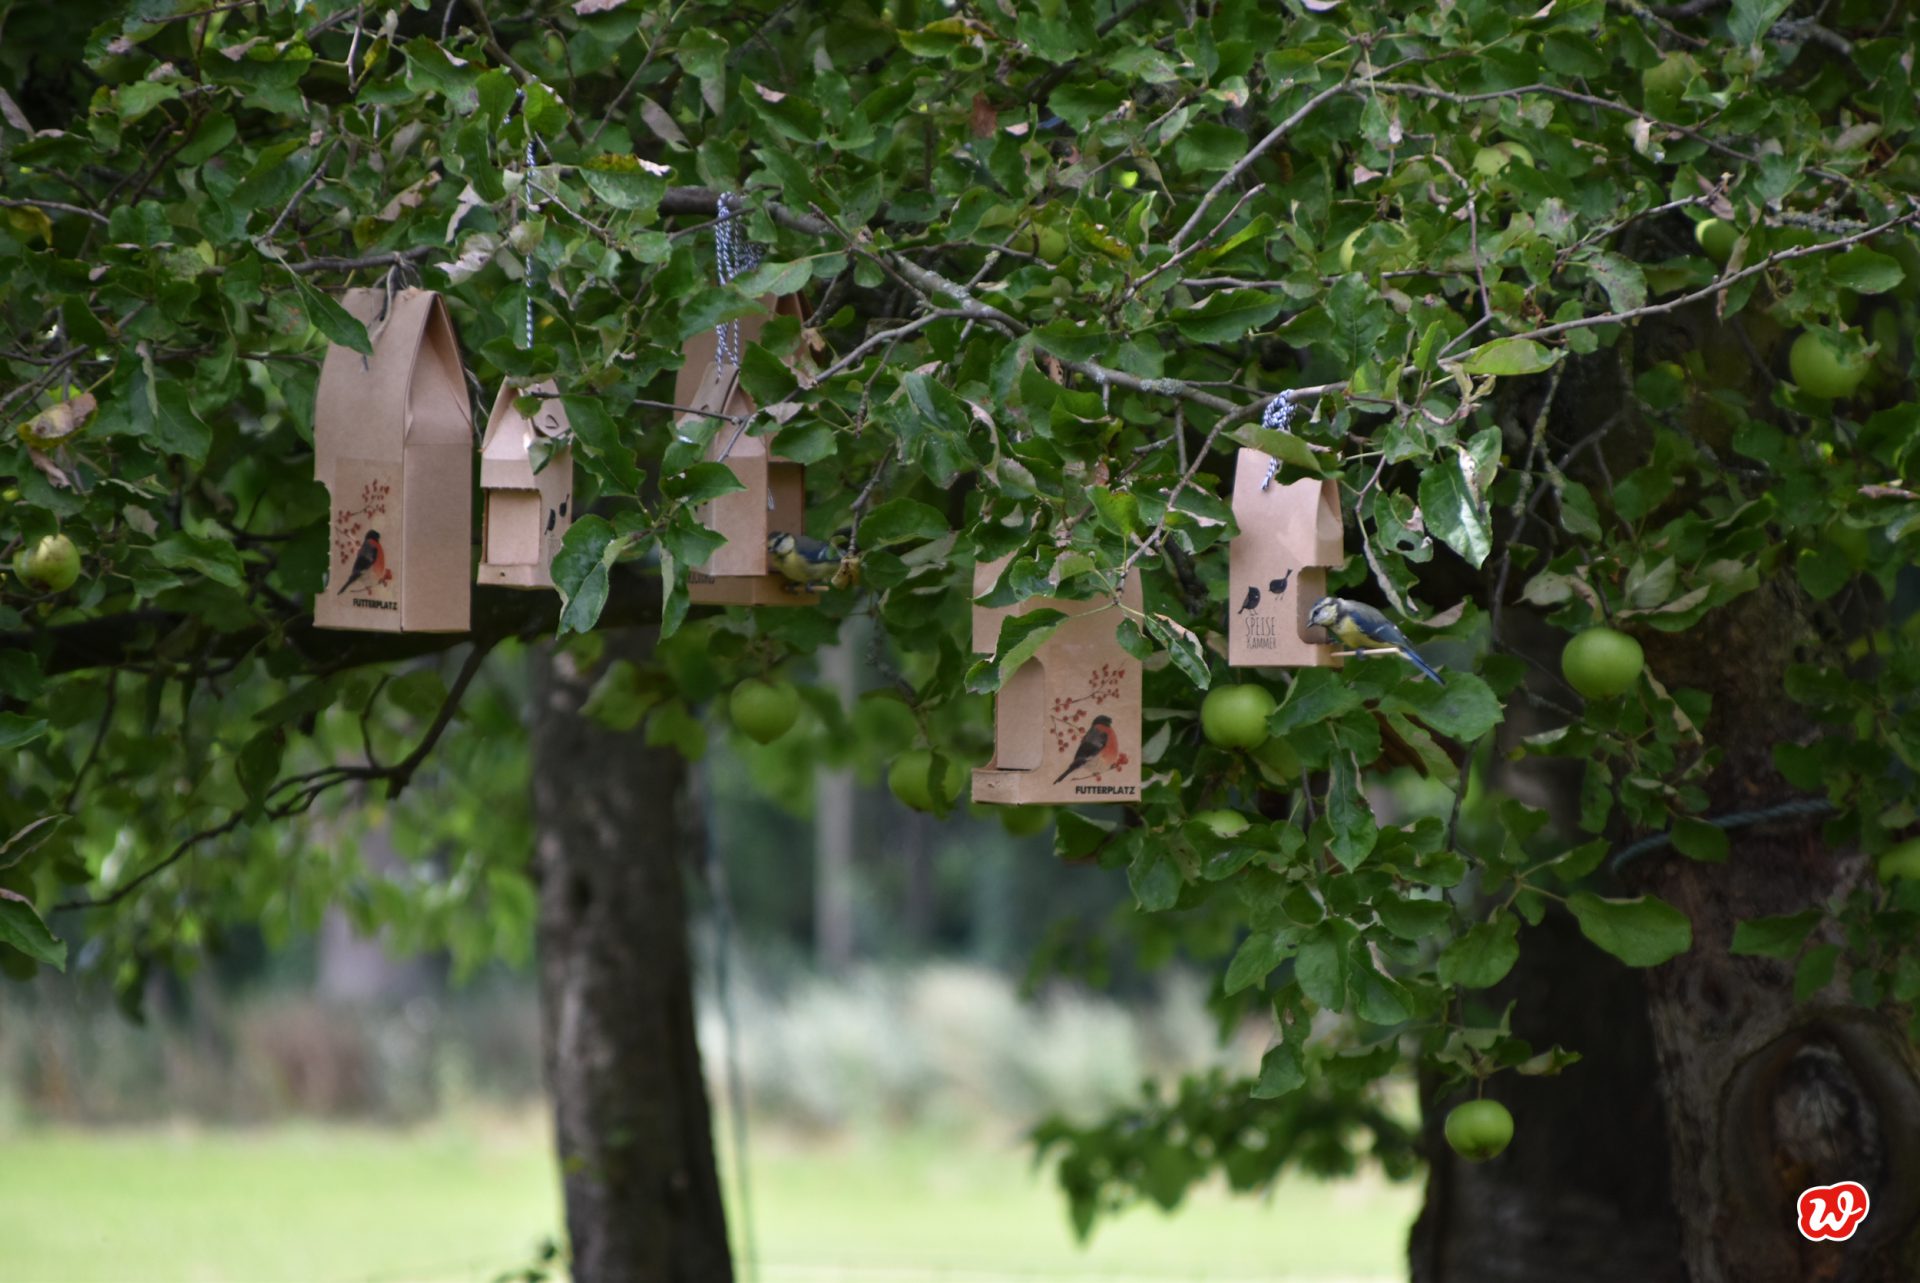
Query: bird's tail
1402,645,1444,684
1053,761,1075,784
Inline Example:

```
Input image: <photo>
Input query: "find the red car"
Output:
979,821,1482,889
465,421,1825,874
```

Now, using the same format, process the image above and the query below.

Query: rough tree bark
1416,338,1920,1280
1631,591,1920,1283
531,633,733,1283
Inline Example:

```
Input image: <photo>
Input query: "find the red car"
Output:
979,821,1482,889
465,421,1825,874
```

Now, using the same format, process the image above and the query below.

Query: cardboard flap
315,290,471,472
480,380,570,490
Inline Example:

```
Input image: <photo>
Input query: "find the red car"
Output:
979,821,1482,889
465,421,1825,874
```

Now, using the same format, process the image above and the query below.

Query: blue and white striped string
1259,390,1297,489
524,133,537,350
714,192,761,367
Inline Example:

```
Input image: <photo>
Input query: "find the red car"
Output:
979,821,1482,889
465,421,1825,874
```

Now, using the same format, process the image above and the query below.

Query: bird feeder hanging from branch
971,556,1143,806
477,381,572,590
313,287,473,633
1226,445,1345,668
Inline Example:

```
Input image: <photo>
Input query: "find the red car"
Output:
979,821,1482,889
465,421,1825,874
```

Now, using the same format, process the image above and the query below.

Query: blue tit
1306,596,1444,683
767,531,860,592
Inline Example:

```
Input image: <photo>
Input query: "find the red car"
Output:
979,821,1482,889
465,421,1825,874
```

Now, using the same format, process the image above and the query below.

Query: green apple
17,532,80,592
1789,330,1870,399
729,678,801,745
1561,627,1644,699
1693,218,1737,266
999,805,1054,837
1445,1099,1514,1162
889,749,965,813
1200,683,1277,750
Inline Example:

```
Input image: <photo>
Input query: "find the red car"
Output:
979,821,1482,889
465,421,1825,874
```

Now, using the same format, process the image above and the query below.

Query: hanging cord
524,132,537,350
713,191,762,367
1259,391,1297,490
1608,797,1838,875
700,771,758,1282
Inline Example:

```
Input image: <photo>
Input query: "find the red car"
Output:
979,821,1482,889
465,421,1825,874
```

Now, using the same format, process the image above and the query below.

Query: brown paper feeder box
673,295,814,608
1227,447,1345,668
971,556,1143,806
478,381,573,591
313,288,473,633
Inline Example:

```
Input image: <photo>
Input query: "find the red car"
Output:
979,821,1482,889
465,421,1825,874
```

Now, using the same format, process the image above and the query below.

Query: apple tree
6,2,1920,1281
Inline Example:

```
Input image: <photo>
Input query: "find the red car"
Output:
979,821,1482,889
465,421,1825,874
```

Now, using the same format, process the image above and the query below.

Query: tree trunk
531,635,733,1283
1411,912,1685,1282
1629,591,1920,1282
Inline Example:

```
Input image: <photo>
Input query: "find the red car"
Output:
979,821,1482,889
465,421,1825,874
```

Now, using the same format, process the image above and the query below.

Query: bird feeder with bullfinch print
970,555,1143,806
313,288,474,633
477,380,573,591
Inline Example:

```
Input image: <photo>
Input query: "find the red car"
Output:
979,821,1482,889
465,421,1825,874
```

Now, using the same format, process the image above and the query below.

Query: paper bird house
313,288,473,633
971,556,1143,806
478,381,572,590
675,295,813,607
1227,447,1344,668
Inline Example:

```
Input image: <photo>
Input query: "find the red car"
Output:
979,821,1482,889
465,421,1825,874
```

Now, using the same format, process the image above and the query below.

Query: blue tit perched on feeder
1306,596,1444,683
767,531,860,593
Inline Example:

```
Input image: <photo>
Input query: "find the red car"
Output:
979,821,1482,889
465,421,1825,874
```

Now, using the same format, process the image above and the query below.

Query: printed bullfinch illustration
337,530,384,595
1053,714,1119,783
1306,596,1444,683
767,530,860,592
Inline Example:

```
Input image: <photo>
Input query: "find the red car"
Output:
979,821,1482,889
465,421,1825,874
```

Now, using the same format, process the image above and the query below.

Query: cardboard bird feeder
971,556,1143,806
477,381,572,590
675,295,813,607
1227,447,1345,668
313,288,473,633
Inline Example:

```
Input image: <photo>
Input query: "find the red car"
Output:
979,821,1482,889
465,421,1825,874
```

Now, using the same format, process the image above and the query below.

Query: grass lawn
0,1114,1417,1283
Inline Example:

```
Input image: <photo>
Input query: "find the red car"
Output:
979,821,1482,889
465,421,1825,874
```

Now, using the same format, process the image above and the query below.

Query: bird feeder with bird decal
313,287,473,633
970,555,1143,806
676,294,815,607
1227,447,1345,668
477,380,572,590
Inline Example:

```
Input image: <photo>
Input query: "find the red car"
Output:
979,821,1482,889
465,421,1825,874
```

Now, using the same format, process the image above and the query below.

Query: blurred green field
0,1115,1417,1283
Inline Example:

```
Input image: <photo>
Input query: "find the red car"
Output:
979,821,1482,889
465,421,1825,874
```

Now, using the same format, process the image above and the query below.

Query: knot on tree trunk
1719,1009,1920,1278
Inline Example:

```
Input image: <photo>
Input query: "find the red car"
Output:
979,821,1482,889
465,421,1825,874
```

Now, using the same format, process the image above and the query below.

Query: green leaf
1375,894,1450,941
1251,1041,1305,1098
1128,845,1183,912
1437,915,1519,988
1567,892,1692,967
1729,909,1821,960
1295,921,1351,1008
0,889,66,971
1048,80,1126,129
1795,944,1839,1002
303,287,372,356
1172,290,1286,343
1826,248,1905,294
1144,612,1210,689
150,532,247,590
1581,251,1647,313
969,609,1068,694
859,499,948,547
1729,0,1794,45
666,462,748,504
1419,456,1493,568
1271,669,1362,732
0,713,49,752
1225,930,1293,994
1327,754,1377,870
552,516,617,636
1671,817,1729,863
235,730,283,805
1458,338,1558,377
1386,672,1503,739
